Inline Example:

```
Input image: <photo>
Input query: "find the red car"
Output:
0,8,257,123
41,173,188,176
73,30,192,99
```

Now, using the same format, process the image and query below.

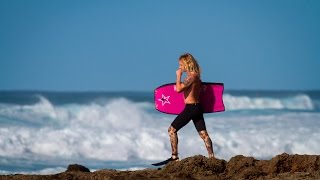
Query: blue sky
1,0,319,91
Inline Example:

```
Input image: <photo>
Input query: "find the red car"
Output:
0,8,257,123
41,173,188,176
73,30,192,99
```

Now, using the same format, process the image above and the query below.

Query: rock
162,155,227,179
224,155,264,179
66,164,90,172
267,153,320,173
2,154,320,179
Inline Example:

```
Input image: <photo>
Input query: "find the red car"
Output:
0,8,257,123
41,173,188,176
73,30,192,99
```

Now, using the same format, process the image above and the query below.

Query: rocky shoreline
1,153,320,180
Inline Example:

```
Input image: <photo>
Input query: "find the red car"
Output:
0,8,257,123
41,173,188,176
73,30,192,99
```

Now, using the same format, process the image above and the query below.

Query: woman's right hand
176,68,183,77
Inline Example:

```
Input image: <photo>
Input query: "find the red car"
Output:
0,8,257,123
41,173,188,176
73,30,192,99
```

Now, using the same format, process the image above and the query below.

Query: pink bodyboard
154,82,225,115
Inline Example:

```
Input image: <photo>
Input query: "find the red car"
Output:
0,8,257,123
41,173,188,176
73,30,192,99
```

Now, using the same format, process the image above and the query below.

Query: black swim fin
151,157,179,166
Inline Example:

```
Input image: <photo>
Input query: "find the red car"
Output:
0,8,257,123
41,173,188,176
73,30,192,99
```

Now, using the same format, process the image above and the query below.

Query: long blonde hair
179,53,201,75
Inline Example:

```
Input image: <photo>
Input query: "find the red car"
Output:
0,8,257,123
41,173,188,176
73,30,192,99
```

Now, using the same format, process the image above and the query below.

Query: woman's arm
175,70,194,93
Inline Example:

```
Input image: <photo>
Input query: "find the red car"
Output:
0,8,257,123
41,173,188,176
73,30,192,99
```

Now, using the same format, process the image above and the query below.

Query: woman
166,53,214,163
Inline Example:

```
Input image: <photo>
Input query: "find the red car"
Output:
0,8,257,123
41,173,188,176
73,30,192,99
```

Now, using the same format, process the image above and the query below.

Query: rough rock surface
66,164,90,173
1,153,320,180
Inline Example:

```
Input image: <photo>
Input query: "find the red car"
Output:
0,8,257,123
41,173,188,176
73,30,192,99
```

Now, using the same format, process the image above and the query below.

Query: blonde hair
179,53,201,74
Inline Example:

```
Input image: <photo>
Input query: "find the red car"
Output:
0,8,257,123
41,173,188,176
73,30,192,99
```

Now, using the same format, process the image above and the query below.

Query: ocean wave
1,96,320,174
0,167,66,175
0,96,169,161
223,93,314,111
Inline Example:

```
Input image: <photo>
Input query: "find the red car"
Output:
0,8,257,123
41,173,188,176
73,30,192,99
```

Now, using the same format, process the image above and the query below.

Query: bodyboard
154,82,225,115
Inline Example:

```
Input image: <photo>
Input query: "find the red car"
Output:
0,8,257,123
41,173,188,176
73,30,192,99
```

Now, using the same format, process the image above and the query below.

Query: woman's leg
168,126,178,158
169,106,193,158
193,115,214,158
198,130,214,158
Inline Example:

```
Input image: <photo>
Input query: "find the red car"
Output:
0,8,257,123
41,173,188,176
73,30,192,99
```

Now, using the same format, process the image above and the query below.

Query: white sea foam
0,97,170,161
0,96,320,174
0,167,66,175
223,93,314,110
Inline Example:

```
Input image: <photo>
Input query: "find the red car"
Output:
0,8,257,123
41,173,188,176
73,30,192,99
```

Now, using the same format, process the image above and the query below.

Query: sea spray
0,90,320,174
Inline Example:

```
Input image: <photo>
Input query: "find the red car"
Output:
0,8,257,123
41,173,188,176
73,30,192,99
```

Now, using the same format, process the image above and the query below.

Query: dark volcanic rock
162,155,226,179
1,153,320,180
66,164,90,172
267,153,320,173
225,155,266,179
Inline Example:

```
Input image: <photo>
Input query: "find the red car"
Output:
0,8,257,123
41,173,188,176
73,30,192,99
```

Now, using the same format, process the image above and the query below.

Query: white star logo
158,94,171,106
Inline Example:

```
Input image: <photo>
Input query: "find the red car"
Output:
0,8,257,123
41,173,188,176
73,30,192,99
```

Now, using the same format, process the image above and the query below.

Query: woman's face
179,60,186,72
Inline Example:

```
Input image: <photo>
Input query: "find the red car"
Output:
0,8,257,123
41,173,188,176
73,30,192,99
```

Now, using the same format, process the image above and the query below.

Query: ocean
0,90,320,174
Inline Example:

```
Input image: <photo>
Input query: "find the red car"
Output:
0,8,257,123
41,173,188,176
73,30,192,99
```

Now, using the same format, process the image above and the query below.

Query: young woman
166,53,214,163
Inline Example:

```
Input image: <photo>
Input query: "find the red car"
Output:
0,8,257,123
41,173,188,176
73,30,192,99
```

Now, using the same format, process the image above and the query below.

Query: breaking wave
223,93,315,111
0,93,320,174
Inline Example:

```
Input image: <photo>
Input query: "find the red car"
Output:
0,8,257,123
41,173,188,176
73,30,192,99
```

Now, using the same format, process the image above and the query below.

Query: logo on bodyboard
158,94,170,106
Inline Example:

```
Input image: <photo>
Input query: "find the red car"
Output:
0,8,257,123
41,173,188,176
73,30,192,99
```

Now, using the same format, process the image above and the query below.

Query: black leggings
171,103,207,132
